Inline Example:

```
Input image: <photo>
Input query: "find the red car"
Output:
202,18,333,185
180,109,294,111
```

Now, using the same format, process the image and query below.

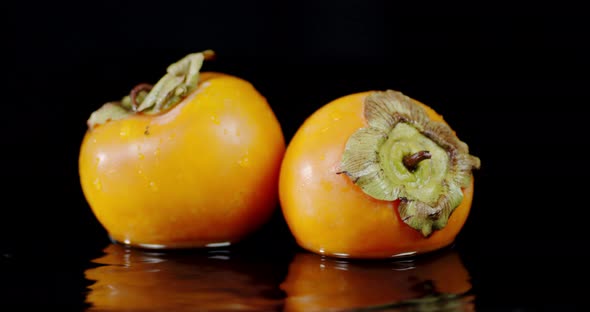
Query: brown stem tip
202,49,216,61
130,83,153,111
403,150,432,171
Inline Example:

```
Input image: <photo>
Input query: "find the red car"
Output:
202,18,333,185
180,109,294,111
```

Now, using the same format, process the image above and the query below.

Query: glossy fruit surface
80,57,285,248
279,91,479,258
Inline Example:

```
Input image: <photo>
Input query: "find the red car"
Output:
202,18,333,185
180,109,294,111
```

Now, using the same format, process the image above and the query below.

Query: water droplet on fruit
210,115,220,125
149,181,159,191
238,152,250,168
238,157,249,168
120,126,130,137
330,111,342,121
93,178,102,191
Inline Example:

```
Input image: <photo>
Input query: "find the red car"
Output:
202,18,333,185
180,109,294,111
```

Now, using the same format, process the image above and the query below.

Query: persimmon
279,90,480,259
280,250,474,311
79,51,285,248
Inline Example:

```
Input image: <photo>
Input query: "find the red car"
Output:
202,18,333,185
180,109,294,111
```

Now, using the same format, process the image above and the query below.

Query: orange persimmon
79,51,285,248
279,90,480,259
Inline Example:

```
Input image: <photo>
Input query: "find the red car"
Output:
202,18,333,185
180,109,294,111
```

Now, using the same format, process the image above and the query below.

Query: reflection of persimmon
280,250,474,311
85,244,283,311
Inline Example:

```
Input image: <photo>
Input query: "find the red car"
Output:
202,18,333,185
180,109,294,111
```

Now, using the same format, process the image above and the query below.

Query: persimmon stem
135,51,214,114
203,49,216,60
403,151,431,171
87,50,215,128
130,83,153,111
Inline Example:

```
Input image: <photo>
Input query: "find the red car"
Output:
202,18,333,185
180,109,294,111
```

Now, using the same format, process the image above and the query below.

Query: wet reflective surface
82,243,475,311
85,244,284,311
2,226,589,311
280,251,474,311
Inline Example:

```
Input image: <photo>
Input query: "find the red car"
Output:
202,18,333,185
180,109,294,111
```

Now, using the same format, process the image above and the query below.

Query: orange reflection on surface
280,250,474,311
84,244,283,311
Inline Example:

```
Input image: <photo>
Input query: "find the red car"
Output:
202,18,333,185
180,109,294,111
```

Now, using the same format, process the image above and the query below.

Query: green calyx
87,50,215,129
340,90,481,237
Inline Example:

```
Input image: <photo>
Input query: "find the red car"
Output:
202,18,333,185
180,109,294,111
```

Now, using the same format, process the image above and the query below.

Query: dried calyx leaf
340,90,481,237
87,50,215,129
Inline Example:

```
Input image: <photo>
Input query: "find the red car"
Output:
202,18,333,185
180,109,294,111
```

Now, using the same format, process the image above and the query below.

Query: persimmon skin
279,91,474,259
79,72,285,248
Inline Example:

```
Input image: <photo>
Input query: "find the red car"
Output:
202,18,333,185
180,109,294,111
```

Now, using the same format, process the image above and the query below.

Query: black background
3,0,590,310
